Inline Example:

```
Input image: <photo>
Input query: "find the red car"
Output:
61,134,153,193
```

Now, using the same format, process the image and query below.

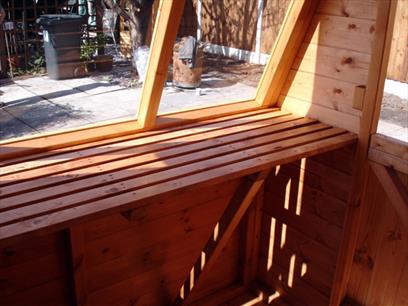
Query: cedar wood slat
0,108,278,172
0,118,319,203
0,110,289,184
0,110,356,243
0,125,348,223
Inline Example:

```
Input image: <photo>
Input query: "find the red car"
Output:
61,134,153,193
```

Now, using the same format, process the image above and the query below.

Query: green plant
80,33,108,61
96,33,108,46
28,52,45,74
80,40,97,61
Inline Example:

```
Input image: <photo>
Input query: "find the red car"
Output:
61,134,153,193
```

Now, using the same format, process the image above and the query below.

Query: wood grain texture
256,0,320,106
137,0,186,128
346,168,408,306
0,109,356,243
257,146,355,305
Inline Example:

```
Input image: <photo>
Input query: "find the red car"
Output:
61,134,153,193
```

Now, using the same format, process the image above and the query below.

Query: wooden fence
387,0,408,83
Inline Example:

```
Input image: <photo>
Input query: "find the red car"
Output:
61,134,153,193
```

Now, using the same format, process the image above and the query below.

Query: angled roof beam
137,0,186,129
255,0,319,107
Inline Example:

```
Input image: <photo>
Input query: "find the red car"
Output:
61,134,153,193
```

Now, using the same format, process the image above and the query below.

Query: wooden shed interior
0,0,407,305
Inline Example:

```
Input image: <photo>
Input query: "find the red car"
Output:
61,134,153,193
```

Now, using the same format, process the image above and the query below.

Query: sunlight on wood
275,165,281,176
267,217,277,270
288,254,296,288
200,251,206,270
190,267,195,291
301,261,308,277
213,222,219,241
267,291,281,304
180,285,184,300
296,158,307,215
280,223,287,249
284,179,291,210
241,296,264,306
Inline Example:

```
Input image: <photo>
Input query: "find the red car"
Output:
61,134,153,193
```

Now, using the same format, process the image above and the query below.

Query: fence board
387,0,408,82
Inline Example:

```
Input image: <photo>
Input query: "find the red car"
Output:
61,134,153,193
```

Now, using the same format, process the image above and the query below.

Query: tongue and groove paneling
279,0,378,133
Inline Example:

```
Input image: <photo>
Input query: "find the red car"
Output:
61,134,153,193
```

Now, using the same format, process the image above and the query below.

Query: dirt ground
381,92,408,128
88,52,265,89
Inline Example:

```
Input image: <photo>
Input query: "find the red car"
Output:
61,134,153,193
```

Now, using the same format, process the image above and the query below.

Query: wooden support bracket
370,161,408,229
172,169,271,306
352,85,366,111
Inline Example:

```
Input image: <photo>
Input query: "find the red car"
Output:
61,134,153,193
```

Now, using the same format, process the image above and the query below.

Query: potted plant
93,33,113,72
80,40,97,72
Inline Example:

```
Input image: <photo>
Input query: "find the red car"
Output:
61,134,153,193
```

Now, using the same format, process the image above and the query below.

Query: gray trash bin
37,14,85,79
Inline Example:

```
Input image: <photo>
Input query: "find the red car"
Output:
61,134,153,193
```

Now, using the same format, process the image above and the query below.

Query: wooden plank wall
345,168,408,306
257,146,356,305
0,231,72,306
386,0,408,82
278,0,378,133
73,179,241,306
0,179,244,306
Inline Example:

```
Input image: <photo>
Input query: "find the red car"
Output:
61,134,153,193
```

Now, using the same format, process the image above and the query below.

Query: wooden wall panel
0,232,72,306
70,179,242,306
279,0,379,134
257,146,355,305
346,168,408,306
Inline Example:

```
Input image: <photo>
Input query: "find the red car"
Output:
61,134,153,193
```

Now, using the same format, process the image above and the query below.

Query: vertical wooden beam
369,1,399,134
173,170,270,306
70,225,88,306
137,0,186,129
255,0,319,107
329,1,397,305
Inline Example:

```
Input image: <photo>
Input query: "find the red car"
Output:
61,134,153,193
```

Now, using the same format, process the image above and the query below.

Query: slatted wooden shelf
0,108,357,243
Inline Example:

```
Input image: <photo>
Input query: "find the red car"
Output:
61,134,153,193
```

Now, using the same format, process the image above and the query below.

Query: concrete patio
0,73,256,141
1,74,406,143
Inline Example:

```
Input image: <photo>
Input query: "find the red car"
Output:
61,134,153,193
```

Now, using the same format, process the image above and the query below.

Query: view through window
376,0,408,143
0,0,291,141
156,0,291,115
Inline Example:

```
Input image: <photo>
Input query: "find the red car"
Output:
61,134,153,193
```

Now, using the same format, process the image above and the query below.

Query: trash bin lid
37,14,86,26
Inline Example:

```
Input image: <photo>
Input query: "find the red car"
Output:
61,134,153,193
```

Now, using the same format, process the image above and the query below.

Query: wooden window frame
0,0,317,160
366,0,408,174
330,2,406,305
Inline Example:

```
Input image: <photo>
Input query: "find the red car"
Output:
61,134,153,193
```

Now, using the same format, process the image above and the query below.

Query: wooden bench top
0,108,357,242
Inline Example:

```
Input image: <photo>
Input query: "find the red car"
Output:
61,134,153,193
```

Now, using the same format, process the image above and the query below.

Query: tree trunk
127,0,154,51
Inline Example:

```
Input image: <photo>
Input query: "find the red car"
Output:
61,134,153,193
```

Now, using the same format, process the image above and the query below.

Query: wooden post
137,0,186,129
329,1,397,305
255,0,319,107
